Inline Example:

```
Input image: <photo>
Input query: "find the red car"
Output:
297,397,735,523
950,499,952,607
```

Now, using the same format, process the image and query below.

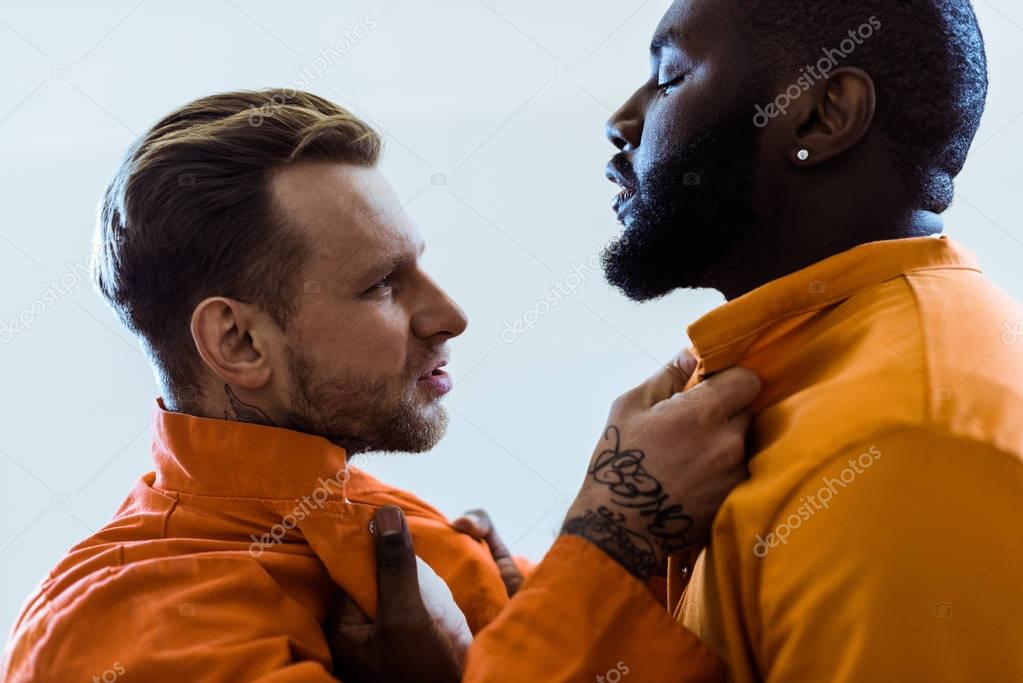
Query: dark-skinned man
332,0,1023,681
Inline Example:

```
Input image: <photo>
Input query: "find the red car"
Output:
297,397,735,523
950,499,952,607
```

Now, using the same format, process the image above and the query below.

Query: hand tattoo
562,507,656,580
223,384,277,426
562,425,694,580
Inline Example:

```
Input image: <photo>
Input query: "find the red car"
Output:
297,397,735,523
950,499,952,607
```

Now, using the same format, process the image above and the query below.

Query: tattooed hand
562,351,760,580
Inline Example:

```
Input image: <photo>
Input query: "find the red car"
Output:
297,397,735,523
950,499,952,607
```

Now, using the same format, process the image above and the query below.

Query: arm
719,428,1023,682
3,556,340,683
464,535,725,682
328,354,761,682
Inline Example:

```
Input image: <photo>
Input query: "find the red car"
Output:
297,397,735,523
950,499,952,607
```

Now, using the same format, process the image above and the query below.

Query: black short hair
737,0,988,213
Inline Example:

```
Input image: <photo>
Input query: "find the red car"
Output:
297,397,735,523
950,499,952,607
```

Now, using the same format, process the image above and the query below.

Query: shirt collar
151,399,351,500
688,236,980,374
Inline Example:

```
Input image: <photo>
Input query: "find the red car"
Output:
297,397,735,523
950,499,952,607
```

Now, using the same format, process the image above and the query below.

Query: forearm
464,535,724,683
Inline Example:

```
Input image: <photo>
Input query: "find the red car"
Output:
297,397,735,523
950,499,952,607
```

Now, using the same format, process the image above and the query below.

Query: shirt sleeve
744,428,1023,682
464,535,725,683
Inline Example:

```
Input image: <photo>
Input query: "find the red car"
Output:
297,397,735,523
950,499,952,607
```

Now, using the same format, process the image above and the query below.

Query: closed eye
362,274,394,295
657,73,687,95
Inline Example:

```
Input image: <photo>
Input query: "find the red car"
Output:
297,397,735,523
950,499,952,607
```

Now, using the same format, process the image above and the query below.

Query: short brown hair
93,89,381,408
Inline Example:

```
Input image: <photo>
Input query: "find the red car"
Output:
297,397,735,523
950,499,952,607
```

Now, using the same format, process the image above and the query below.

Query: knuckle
696,397,725,425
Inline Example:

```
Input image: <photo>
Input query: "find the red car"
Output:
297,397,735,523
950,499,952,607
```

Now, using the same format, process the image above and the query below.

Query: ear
788,67,876,166
190,297,275,390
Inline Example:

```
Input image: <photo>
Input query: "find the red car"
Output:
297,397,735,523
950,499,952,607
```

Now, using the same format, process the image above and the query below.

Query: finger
328,591,373,630
633,348,700,407
474,513,523,598
373,506,429,624
729,407,754,434
684,366,761,417
325,591,374,668
453,510,523,597
451,510,488,540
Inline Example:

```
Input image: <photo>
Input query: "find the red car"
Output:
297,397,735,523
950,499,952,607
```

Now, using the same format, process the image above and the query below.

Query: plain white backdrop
1,0,1021,640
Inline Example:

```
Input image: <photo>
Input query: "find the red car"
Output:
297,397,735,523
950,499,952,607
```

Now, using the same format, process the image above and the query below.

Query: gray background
1,0,1021,642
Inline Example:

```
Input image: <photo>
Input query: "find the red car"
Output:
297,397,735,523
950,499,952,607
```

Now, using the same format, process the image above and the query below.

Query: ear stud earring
797,149,810,161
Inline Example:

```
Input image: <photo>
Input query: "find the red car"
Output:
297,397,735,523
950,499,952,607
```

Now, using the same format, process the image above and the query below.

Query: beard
280,345,447,455
602,97,765,301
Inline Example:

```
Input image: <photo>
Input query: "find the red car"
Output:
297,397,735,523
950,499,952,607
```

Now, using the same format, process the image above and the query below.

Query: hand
452,508,524,597
326,506,465,683
562,351,760,580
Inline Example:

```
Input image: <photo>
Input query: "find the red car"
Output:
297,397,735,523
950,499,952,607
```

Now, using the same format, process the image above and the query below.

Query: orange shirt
3,403,515,681
669,236,1023,681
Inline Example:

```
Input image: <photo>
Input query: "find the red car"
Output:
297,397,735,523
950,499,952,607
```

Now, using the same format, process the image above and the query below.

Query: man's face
269,163,467,454
603,0,767,300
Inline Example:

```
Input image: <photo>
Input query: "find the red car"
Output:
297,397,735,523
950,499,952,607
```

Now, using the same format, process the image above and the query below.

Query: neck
707,208,944,301
162,383,281,428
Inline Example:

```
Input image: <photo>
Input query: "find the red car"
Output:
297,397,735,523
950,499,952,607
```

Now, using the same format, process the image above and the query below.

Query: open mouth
417,360,453,396
606,160,639,221
612,187,637,215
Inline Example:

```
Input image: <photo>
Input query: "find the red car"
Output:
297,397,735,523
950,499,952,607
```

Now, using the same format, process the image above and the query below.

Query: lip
418,358,448,380
417,359,452,396
605,160,639,222
611,187,637,221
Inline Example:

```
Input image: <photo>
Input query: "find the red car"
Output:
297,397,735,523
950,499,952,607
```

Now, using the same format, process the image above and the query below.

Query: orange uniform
670,236,1023,681
4,403,718,682
4,403,518,681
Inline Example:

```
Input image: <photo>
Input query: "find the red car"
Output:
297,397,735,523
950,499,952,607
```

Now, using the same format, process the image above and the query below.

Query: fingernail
377,507,403,537
463,512,482,527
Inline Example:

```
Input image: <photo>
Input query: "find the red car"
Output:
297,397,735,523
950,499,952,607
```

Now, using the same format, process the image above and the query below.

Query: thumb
373,506,428,624
633,348,699,407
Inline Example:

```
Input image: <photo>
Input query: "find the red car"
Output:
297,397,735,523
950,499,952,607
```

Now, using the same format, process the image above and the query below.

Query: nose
412,273,468,342
606,90,646,152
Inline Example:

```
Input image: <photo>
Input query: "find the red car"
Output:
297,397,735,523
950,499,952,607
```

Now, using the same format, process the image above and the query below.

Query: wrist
560,503,660,581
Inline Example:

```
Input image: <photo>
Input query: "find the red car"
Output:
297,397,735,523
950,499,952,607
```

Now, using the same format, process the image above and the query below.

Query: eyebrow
355,240,425,283
650,27,683,55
